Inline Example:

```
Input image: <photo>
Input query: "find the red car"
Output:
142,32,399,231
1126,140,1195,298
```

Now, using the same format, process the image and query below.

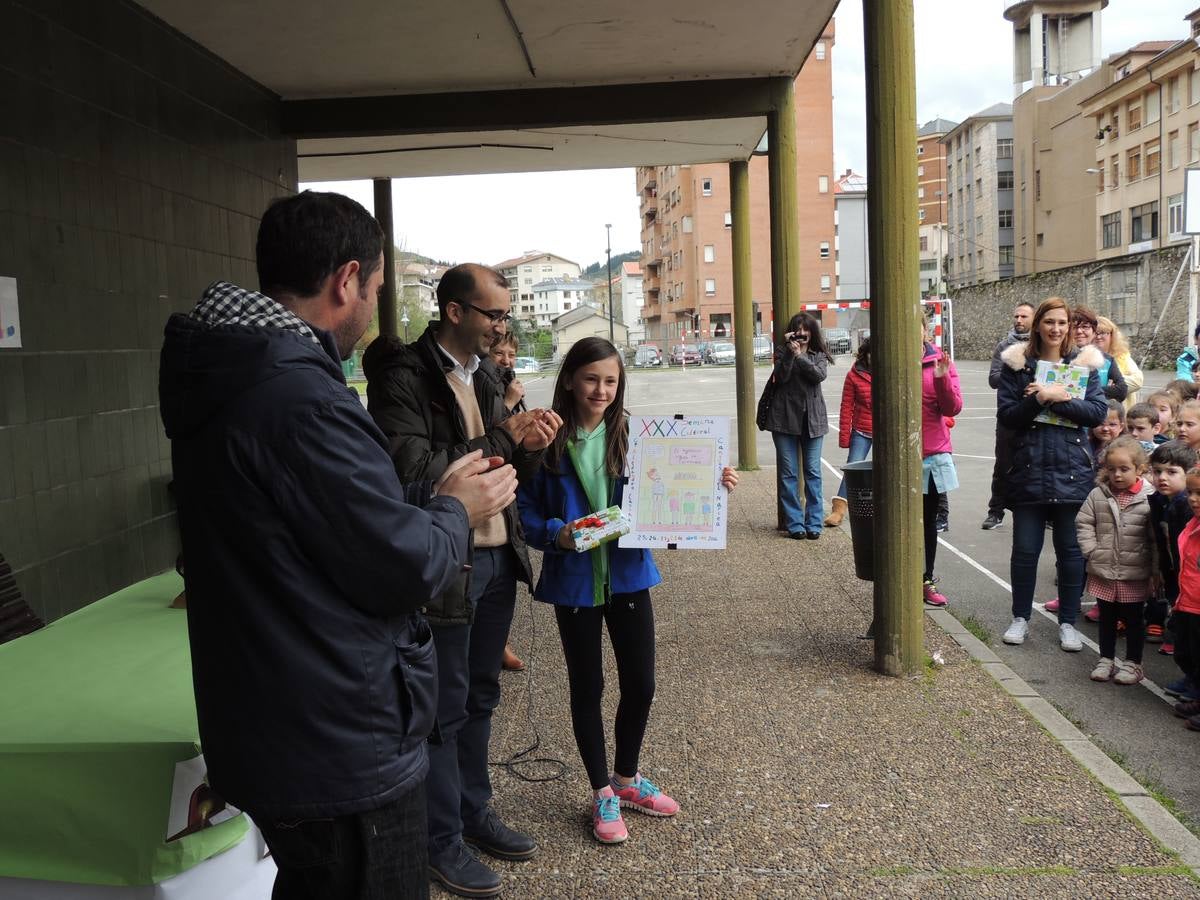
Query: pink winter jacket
921,343,963,457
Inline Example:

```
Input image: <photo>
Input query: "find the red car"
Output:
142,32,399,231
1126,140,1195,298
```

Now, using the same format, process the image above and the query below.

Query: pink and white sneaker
591,786,628,843
610,773,679,817
922,580,948,608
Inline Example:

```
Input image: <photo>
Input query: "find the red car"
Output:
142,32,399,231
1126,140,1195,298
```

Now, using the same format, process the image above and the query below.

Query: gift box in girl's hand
568,506,630,553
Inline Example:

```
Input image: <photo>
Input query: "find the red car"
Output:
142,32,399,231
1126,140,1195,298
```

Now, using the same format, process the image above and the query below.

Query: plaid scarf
188,281,319,345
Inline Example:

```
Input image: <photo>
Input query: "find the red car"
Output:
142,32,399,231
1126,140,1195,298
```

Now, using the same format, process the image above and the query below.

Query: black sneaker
935,514,949,533
429,842,501,898
981,513,1003,530
463,808,537,861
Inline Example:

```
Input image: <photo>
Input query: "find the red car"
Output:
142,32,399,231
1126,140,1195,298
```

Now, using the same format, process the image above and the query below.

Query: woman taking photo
1095,315,1143,409
760,313,832,540
825,337,872,528
997,297,1108,651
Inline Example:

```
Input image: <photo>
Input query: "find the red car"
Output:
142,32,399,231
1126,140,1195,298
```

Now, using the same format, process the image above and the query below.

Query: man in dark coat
982,301,1033,530
159,192,518,900
364,264,560,898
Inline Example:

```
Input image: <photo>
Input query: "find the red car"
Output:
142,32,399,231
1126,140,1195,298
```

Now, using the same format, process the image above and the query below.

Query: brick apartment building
636,20,836,345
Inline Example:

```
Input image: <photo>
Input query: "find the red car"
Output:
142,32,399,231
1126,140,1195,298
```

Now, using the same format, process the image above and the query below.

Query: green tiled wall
0,0,297,621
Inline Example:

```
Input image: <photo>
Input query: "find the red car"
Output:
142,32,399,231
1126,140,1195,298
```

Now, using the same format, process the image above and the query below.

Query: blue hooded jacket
159,282,471,821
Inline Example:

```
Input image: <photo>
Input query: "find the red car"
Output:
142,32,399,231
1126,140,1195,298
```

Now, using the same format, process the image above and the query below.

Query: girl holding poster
517,337,737,845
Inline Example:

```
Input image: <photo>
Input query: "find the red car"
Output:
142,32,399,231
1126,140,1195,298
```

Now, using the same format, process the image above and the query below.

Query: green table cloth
0,572,248,885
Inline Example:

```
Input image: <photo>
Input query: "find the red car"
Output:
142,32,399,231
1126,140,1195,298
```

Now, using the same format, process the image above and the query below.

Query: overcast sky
303,0,1196,268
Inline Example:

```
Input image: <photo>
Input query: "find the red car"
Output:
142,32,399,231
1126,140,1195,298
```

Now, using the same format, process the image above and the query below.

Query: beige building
944,104,1016,288
495,251,582,322
1081,31,1200,262
552,305,628,360
637,19,836,344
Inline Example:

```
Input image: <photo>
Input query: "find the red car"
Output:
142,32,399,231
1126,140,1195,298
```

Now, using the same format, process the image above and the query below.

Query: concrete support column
1030,12,1045,88
863,0,923,676
767,76,801,345
373,178,398,338
729,159,758,471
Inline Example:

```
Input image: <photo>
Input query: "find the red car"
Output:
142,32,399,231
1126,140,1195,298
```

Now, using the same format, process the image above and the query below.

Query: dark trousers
426,546,517,854
256,781,428,900
1097,599,1146,663
1011,504,1084,625
924,474,942,581
1173,610,1200,682
555,591,656,791
988,424,1015,517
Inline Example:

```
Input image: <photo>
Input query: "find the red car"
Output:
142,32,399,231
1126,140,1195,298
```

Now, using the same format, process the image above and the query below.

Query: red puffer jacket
838,363,873,448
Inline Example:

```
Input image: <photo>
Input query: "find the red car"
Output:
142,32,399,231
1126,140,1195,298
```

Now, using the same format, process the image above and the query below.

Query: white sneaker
1090,657,1116,682
1059,623,1083,652
1002,617,1029,645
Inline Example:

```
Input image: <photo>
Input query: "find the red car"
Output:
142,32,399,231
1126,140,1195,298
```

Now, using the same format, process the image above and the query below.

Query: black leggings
1097,599,1145,664
924,474,942,582
555,591,656,791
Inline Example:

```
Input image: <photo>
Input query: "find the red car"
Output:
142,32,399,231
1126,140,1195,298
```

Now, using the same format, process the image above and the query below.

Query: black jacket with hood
362,324,539,625
159,281,471,822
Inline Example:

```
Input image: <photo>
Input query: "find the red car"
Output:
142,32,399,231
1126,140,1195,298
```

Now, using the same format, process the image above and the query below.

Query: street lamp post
400,309,410,343
605,223,615,345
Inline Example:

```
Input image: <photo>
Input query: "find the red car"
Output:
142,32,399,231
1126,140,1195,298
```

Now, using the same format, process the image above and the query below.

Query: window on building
1111,154,1120,188
815,41,826,61
820,274,832,292
818,175,829,193
1170,76,1182,114
1102,212,1122,249
1170,193,1185,239
1191,123,1200,163
682,215,693,233
918,165,925,176
1192,69,1200,106
703,244,715,263
1035,170,1041,200
997,138,1014,159
1130,201,1159,242
920,236,928,251
1127,147,1141,181
1096,164,1105,192
1170,130,1182,169
999,209,1013,228
1146,139,1161,177
541,265,553,272
918,144,925,156
999,245,1014,265
819,241,831,259
998,171,1014,190
705,278,716,295
701,178,712,196
1037,233,1045,247
919,208,926,221
1146,89,1161,124
1128,102,1142,131
723,211,732,228
564,290,572,298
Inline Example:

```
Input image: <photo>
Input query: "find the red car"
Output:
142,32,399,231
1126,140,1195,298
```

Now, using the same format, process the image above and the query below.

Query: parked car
707,341,736,365
634,344,663,367
513,356,541,374
669,344,702,366
825,328,852,355
752,335,773,361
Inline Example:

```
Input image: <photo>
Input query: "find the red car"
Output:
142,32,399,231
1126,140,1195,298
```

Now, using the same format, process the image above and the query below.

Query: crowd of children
1073,376,1200,729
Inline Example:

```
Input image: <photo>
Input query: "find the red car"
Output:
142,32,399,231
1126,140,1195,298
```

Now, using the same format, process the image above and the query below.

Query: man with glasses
363,263,561,898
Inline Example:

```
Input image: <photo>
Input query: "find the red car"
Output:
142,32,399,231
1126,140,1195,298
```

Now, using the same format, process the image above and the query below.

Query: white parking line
817,455,1174,707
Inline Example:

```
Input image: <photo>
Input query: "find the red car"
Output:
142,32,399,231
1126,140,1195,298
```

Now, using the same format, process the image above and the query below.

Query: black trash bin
842,460,873,581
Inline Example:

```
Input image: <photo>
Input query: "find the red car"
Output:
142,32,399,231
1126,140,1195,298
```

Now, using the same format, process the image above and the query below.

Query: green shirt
568,422,611,606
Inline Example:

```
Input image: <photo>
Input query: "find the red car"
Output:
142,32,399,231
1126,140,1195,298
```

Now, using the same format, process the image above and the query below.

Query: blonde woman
1096,316,1143,409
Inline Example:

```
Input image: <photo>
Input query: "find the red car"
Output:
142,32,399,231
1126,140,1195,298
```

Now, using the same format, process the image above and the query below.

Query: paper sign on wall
0,277,19,348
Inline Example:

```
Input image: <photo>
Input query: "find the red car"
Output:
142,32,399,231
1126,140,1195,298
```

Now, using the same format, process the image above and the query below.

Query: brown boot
502,644,526,672
823,496,848,528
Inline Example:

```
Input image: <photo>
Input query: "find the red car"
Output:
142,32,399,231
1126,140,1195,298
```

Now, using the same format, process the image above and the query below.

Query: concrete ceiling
138,0,839,178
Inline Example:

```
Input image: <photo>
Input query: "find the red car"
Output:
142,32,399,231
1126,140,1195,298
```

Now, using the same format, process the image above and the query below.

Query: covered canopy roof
138,0,839,178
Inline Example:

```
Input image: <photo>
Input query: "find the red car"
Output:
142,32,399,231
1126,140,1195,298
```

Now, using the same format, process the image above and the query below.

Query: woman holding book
996,296,1108,652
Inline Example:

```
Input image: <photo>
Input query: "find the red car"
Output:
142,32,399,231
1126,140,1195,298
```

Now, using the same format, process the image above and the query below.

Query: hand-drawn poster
0,277,20,348
620,415,730,549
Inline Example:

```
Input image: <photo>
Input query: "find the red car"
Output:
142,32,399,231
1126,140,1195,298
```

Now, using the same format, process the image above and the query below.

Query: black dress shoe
805,531,820,540
429,842,501,898
788,531,806,540
463,808,537,861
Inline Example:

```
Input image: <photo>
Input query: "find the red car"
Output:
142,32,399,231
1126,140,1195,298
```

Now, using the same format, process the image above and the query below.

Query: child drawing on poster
648,467,666,523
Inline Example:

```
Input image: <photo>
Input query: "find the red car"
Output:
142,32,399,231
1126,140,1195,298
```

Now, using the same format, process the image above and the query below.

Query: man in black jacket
364,264,560,898
160,192,517,900
982,302,1033,530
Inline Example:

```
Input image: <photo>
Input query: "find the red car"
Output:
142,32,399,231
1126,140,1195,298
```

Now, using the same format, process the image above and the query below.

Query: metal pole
373,178,397,338
730,160,758,471
606,223,615,344
864,0,923,676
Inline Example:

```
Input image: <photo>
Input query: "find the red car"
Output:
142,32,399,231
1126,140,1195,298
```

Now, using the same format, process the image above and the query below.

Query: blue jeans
835,430,873,500
426,546,518,854
773,432,825,534
1010,504,1083,625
